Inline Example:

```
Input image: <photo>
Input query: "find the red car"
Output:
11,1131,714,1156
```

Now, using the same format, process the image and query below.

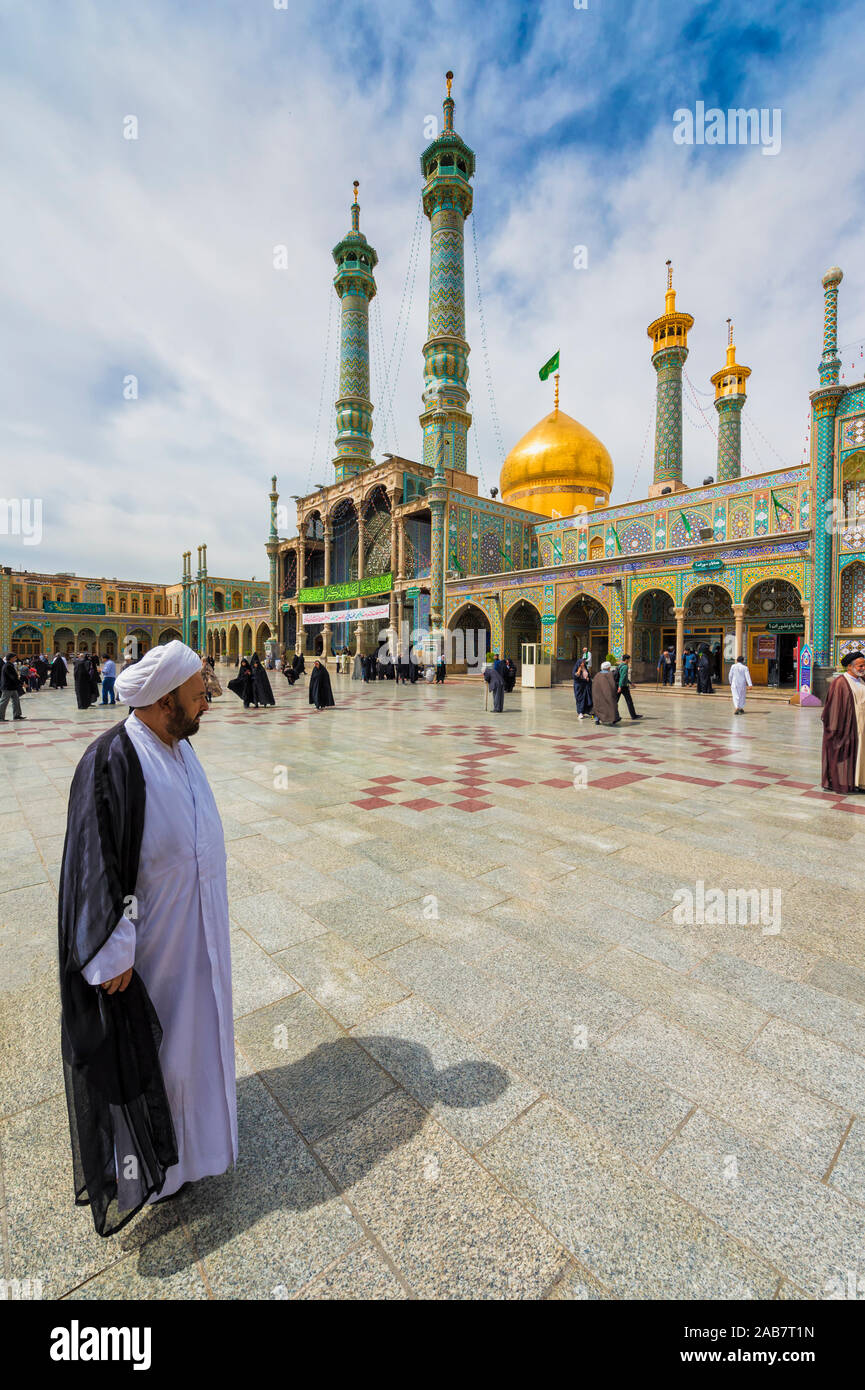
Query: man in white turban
58,641,237,1234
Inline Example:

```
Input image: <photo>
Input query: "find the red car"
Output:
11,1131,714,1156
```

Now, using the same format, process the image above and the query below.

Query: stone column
322,526,333,660
733,604,745,662
674,607,685,686
296,537,306,655
0,567,11,654
354,515,366,656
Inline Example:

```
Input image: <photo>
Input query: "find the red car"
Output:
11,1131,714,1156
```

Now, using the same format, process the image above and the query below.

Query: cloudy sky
2,0,863,582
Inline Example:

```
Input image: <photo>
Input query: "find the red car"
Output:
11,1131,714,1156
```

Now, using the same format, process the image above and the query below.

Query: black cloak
58,722,177,1237
50,654,67,688
74,658,94,709
250,656,275,706
227,660,254,704
309,663,335,708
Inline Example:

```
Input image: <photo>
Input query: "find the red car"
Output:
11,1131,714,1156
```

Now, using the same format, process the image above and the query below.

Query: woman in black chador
503,657,517,693
696,645,714,694
227,657,255,707
250,653,275,707
572,656,593,719
74,654,95,710
50,653,68,688
308,660,335,710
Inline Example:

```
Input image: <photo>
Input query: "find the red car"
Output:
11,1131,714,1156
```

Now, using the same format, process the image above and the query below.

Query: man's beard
166,701,201,739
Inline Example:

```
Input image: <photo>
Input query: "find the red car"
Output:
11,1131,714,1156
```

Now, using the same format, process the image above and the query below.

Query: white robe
729,663,753,708
82,713,236,1204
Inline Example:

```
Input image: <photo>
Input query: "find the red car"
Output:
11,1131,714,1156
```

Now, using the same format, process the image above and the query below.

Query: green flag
539,351,560,382
770,489,793,519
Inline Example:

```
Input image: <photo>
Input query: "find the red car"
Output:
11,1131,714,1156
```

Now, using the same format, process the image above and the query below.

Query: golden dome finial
711,320,750,399
446,70,453,97
665,259,676,314
353,179,359,204
554,372,560,413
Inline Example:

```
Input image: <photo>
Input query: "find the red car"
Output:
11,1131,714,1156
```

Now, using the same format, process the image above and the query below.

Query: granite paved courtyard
2,671,865,1300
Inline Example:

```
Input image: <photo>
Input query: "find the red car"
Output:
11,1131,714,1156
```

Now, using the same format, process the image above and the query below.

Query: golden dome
499,406,614,519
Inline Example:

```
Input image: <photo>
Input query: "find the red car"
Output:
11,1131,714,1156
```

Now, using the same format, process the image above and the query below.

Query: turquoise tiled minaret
332,182,377,481
711,320,750,482
419,72,474,475
811,267,844,669
647,262,694,493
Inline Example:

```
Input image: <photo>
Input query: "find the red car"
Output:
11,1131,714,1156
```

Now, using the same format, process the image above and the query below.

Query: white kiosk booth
520,642,551,688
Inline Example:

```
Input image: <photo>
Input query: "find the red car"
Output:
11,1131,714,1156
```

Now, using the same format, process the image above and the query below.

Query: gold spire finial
554,372,560,413
353,180,359,204
446,70,453,97
727,317,733,347
666,259,673,291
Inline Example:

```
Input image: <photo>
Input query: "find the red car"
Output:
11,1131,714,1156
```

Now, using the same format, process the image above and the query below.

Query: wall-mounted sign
297,572,392,605
766,619,805,633
755,634,777,660
692,559,725,573
43,601,107,615
302,603,389,627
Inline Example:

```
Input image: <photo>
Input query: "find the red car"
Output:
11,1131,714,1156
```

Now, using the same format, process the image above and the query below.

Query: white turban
601,661,612,670
115,640,203,707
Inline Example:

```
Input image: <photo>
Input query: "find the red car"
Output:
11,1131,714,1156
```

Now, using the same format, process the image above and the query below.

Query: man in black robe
484,664,505,713
250,653,276,707
58,716,178,1236
309,660,335,709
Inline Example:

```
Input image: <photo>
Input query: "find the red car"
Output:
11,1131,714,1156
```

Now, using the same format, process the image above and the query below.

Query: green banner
297,572,392,605
539,350,560,382
43,600,107,614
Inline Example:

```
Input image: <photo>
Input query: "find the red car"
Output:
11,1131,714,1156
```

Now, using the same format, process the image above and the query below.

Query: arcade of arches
629,580,805,687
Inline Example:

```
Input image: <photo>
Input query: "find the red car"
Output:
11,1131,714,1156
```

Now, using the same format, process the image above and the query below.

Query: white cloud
1,1,863,582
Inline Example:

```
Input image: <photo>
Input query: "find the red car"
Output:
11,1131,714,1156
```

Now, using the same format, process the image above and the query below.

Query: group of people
0,649,124,718
226,653,276,709
657,644,722,691
571,651,642,726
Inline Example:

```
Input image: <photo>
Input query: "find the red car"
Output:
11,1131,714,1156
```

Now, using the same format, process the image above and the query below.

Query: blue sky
1,0,863,580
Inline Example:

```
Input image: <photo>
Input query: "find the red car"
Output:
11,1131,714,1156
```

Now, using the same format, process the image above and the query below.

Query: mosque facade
268,76,865,698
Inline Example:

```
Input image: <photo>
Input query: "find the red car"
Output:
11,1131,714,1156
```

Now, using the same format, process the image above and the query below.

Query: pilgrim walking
58,641,236,1235
250,653,276,707
484,661,506,713
50,652,68,689
592,661,621,726
309,659,335,709
729,655,752,715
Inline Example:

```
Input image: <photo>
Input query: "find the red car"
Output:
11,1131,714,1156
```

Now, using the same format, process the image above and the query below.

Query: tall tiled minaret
811,267,844,671
332,181,377,481
419,71,475,475
647,261,694,496
711,320,750,482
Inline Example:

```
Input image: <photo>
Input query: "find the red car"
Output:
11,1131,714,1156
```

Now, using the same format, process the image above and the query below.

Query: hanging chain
471,212,505,466
306,288,336,494
626,393,656,502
